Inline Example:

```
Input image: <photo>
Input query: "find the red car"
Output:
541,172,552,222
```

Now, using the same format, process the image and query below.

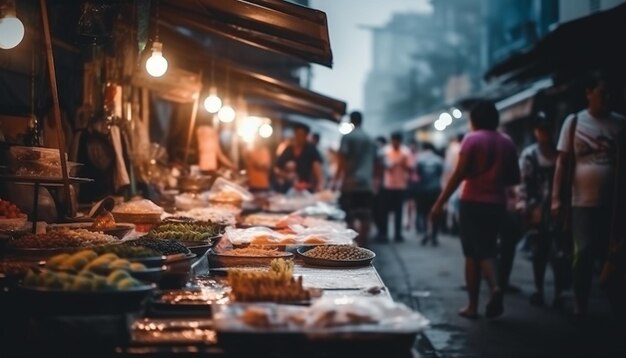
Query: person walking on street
373,136,388,241
333,111,378,247
415,142,443,246
430,100,520,319
551,74,626,319
380,132,412,242
518,114,565,307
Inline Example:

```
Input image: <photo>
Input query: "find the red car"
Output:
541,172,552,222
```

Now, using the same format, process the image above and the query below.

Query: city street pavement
370,231,626,358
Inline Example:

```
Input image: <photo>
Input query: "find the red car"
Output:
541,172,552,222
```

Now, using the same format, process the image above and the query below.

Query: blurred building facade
363,1,482,135
371,0,625,142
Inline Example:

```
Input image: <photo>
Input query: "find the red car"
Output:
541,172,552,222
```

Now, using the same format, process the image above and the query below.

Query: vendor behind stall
244,139,271,193
196,124,235,174
274,123,324,193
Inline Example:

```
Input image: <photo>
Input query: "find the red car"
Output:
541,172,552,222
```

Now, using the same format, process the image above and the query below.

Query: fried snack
228,259,307,302
303,236,327,245
240,307,271,327
250,235,280,246
92,211,116,230
279,237,297,245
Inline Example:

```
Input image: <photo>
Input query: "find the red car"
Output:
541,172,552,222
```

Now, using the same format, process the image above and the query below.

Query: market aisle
371,233,626,358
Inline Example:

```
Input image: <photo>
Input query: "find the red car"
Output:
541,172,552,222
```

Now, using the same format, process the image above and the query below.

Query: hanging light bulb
338,121,354,135
218,104,236,123
146,41,168,77
259,122,273,138
238,116,262,143
204,88,222,113
0,1,25,50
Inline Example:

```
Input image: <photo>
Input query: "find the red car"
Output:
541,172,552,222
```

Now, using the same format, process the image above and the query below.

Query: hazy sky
310,0,433,114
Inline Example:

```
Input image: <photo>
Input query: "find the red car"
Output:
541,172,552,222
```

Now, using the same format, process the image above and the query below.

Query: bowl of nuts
296,245,375,267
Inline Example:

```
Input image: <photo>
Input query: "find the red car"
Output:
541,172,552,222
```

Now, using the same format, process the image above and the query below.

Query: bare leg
481,257,504,317
459,257,480,317
480,258,500,292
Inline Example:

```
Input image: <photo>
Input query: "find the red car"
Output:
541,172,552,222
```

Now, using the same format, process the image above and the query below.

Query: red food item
0,199,23,218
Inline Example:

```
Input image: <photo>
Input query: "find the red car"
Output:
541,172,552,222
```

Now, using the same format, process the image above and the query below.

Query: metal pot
178,175,215,193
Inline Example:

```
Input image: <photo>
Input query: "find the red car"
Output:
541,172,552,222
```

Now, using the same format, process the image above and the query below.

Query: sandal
485,291,504,318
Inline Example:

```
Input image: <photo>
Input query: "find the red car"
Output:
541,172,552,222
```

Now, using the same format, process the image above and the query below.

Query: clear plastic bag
223,226,286,246
213,297,430,333
209,177,254,202
289,225,357,245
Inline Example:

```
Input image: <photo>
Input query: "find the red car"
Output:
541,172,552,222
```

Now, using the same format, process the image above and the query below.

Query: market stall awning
161,0,333,67
484,3,626,83
153,23,346,122
209,58,346,122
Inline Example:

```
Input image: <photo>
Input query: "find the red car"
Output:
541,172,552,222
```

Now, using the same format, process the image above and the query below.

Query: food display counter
0,188,427,358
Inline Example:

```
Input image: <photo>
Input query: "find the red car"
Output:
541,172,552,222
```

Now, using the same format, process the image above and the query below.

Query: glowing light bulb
0,16,24,49
238,116,262,143
259,122,273,138
218,104,236,123
434,119,447,131
439,112,453,126
146,41,168,77
338,122,354,135
204,94,222,113
452,108,463,119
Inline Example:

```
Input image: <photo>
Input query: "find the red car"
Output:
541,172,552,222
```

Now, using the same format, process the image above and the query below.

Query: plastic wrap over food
293,202,346,220
112,199,163,214
288,225,357,243
267,194,317,213
223,227,285,246
304,297,429,330
213,297,429,333
165,207,238,226
223,226,353,246
174,192,210,211
209,177,253,202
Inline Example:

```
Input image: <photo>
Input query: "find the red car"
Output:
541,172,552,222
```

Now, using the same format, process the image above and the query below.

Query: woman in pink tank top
430,100,520,319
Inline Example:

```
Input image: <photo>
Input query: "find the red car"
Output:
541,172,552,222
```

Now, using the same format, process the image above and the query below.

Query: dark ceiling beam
160,0,333,67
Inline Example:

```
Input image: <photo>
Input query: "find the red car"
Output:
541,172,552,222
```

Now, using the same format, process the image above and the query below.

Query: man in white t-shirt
380,132,412,242
552,74,626,318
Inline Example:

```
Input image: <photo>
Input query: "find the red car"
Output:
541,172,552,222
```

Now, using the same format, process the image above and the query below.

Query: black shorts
459,201,505,260
339,191,374,219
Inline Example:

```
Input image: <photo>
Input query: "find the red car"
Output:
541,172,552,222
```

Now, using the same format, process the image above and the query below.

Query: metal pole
40,0,72,217
184,71,202,165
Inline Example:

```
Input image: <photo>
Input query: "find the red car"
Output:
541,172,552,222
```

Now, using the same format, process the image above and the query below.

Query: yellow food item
129,262,146,271
117,277,139,290
73,250,98,261
46,253,71,269
85,255,116,271
59,256,89,272
106,269,130,286
71,277,93,291
108,259,131,270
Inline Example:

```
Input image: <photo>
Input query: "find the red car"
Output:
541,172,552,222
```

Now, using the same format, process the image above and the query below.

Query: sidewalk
371,232,625,358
